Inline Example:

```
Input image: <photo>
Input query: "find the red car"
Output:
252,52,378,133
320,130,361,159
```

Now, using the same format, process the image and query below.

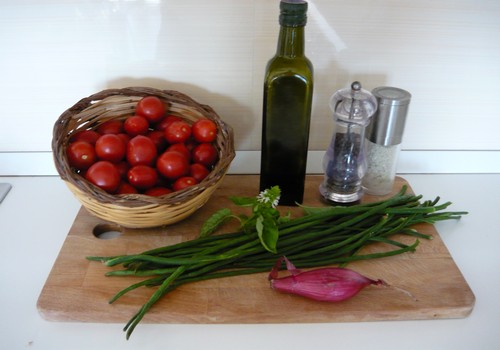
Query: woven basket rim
52,87,235,209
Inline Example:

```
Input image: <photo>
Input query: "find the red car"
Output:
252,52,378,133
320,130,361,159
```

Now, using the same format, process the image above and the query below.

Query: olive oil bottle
260,0,314,205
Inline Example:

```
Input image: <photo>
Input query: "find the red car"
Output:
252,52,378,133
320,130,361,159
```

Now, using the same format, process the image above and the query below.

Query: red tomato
116,133,131,146
156,151,190,180
116,182,138,194
154,114,182,131
145,187,172,197
67,141,97,170
192,119,217,143
127,165,158,190
190,163,210,182
95,134,126,163
147,130,168,152
114,161,130,179
85,161,121,193
184,137,197,152
124,115,150,136
167,143,191,161
127,135,158,166
136,96,166,123
70,130,100,145
192,143,218,166
172,176,198,192
164,120,192,144
97,120,123,134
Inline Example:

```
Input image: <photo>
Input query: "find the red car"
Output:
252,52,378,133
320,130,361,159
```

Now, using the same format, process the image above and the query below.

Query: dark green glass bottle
260,0,314,205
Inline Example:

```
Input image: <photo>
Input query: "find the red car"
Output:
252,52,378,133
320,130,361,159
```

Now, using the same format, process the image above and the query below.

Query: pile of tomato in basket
66,96,219,196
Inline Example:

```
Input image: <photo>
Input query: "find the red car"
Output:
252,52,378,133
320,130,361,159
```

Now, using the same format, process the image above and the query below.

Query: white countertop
0,174,498,350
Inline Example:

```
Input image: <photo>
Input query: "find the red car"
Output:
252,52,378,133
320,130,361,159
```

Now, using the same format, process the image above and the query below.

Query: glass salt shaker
319,81,377,204
363,86,411,195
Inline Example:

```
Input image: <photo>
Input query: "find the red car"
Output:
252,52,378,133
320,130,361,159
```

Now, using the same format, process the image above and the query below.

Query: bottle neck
276,25,305,58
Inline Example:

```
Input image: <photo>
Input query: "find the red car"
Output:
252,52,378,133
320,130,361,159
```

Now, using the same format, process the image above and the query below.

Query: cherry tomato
127,165,158,190
97,120,124,134
145,187,172,197
85,161,121,193
147,130,168,152
164,120,192,144
136,96,166,123
167,142,191,161
124,115,150,136
172,176,198,192
192,119,217,143
154,114,182,131
116,182,138,194
116,133,131,146
127,135,158,166
95,134,126,163
114,161,130,179
67,141,97,170
192,143,218,166
156,151,190,180
190,163,210,182
184,137,197,152
70,130,100,145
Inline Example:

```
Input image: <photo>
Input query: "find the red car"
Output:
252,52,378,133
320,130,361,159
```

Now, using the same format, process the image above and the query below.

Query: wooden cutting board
37,175,475,324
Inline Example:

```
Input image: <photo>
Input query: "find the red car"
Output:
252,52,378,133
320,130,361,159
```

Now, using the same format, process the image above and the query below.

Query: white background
1,0,500,175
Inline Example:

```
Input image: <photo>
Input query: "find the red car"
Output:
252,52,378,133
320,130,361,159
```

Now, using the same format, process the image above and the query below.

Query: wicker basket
52,87,235,228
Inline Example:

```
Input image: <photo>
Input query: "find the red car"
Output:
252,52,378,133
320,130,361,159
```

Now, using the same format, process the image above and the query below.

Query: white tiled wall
1,0,499,174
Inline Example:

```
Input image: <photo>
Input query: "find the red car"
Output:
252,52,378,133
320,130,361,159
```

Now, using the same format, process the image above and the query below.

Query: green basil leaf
260,215,279,254
229,196,257,207
255,215,264,233
253,214,279,254
199,208,233,238
278,211,291,224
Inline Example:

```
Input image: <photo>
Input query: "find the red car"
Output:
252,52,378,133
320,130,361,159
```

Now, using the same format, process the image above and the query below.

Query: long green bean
87,186,466,339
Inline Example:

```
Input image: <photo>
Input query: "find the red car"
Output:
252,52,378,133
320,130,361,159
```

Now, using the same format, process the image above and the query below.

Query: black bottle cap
280,0,308,27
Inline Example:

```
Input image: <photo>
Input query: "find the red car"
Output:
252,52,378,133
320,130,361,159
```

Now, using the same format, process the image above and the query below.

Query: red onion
268,256,387,302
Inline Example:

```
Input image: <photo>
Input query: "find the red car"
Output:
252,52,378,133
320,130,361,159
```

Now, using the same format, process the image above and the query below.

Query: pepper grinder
319,81,377,204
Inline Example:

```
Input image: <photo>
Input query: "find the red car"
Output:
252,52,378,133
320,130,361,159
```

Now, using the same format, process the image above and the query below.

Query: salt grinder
363,86,411,195
319,81,377,204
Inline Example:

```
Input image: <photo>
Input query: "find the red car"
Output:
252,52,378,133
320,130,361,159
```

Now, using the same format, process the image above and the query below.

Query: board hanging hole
93,224,123,240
